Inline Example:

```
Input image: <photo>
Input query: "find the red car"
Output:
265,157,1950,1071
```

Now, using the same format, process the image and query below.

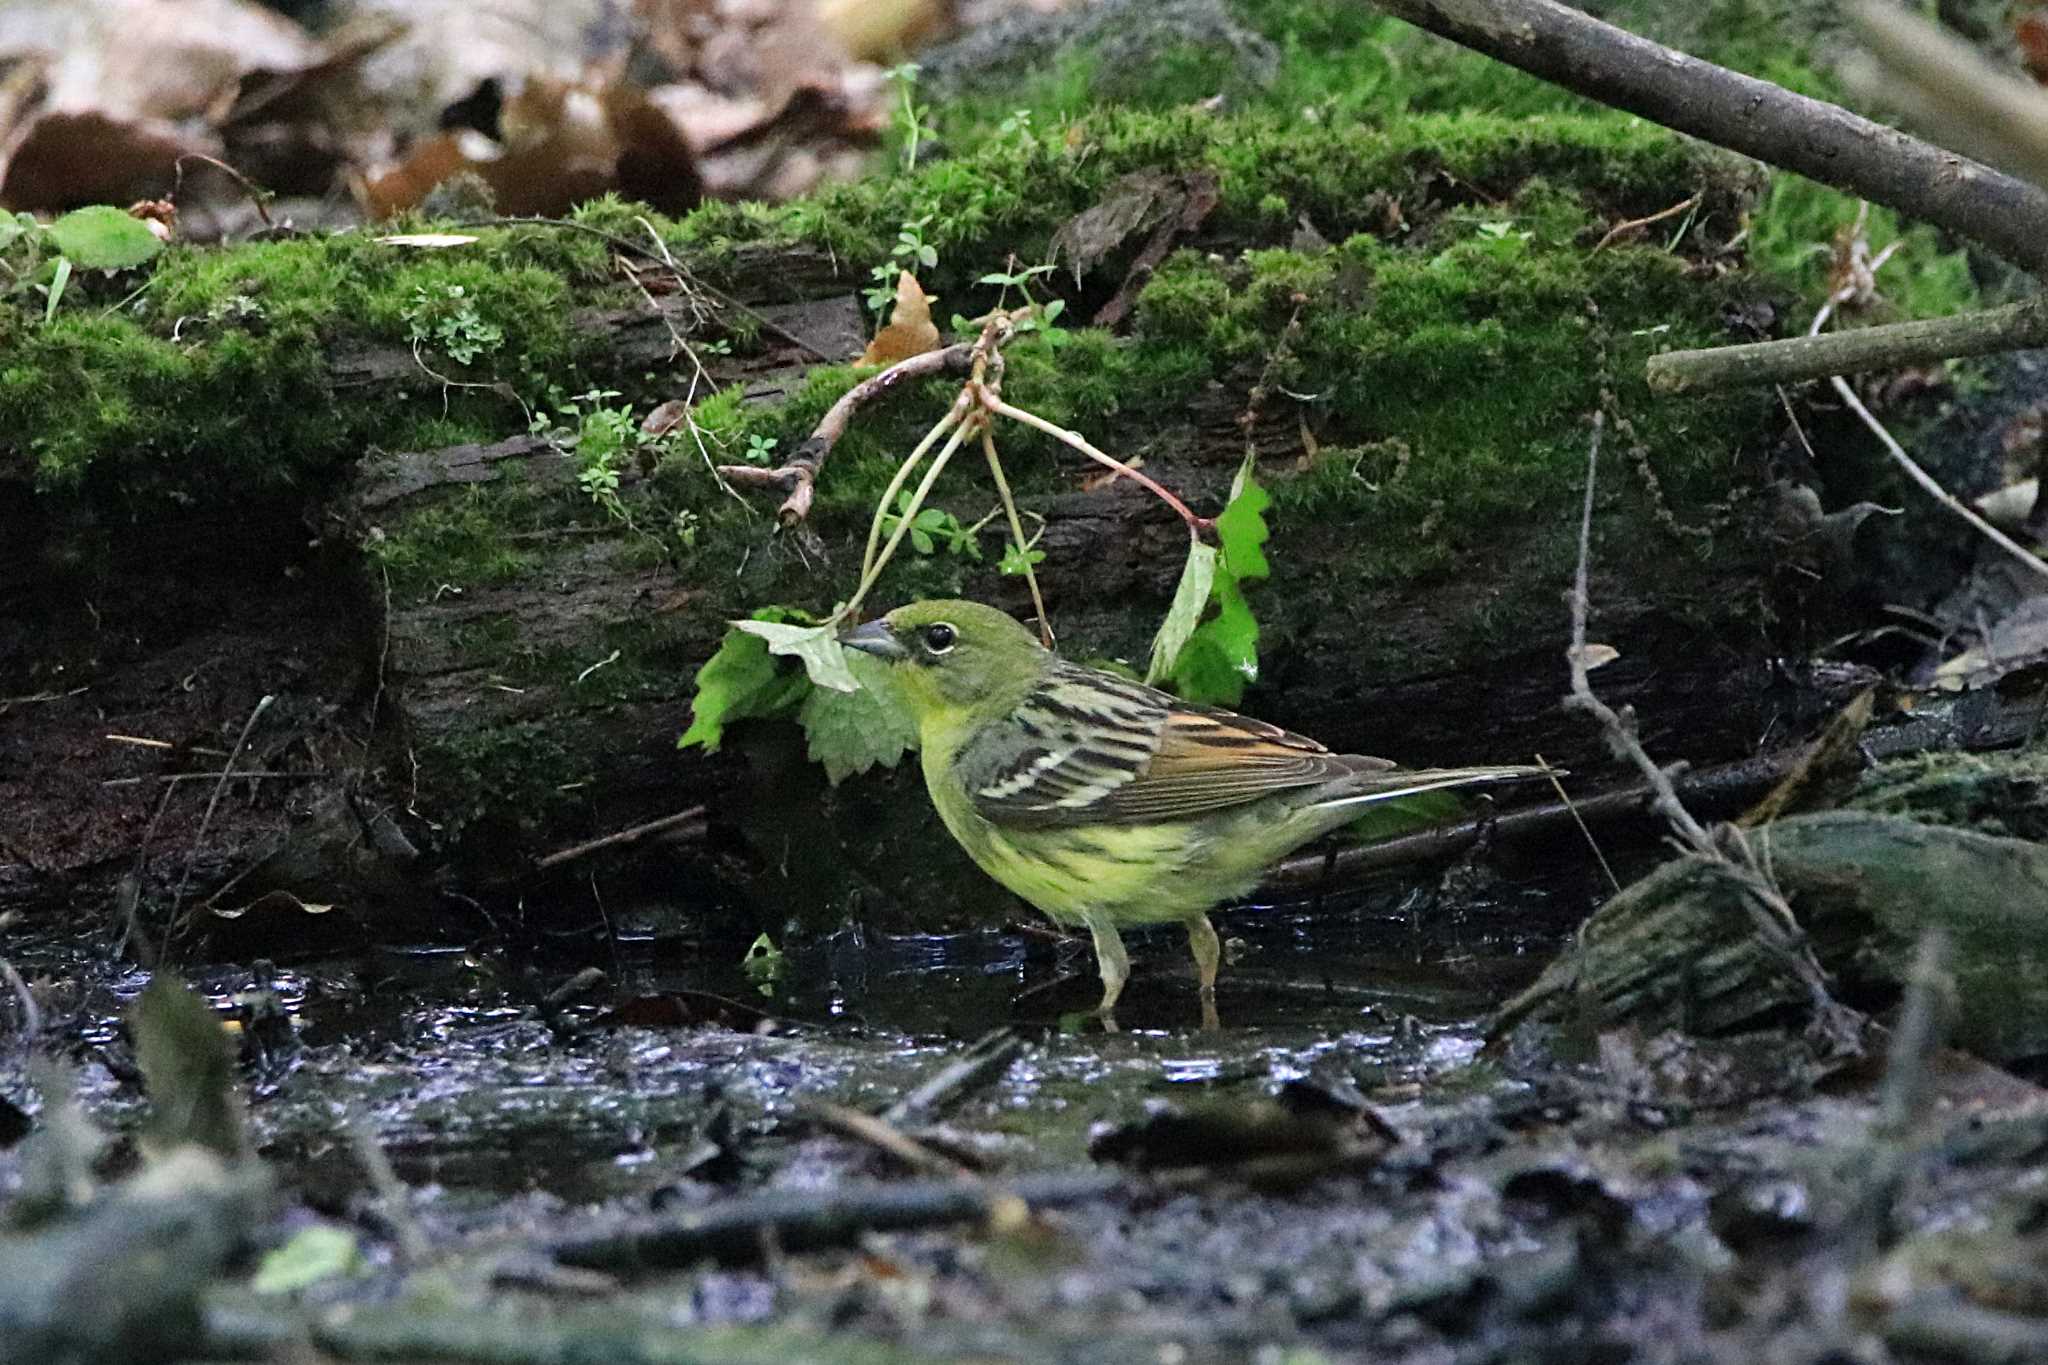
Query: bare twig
1591,191,1702,253
1831,374,2048,582
798,1098,974,1178
1646,297,2048,394
172,153,273,228
168,694,274,924
978,393,1213,537
725,343,977,526
534,807,707,872
1843,0,2048,190
1565,417,1846,1032
456,216,836,362
883,1028,1027,1127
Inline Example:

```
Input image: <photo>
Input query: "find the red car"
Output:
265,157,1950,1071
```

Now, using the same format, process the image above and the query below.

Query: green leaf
253,1224,363,1295
131,973,246,1160
677,615,810,752
41,255,70,323
742,933,786,996
47,205,163,271
999,544,1046,575
734,619,859,692
1170,570,1259,705
910,528,934,554
1214,456,1271,581
1162,452,1272,704
1145,538,1217,684
799,650,918,784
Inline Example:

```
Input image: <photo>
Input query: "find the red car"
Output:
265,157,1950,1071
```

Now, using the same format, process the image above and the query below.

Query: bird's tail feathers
1310,764,1551,811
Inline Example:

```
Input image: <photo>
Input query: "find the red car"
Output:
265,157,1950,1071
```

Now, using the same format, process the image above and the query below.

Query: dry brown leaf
360,77,701,218
857,270,940,366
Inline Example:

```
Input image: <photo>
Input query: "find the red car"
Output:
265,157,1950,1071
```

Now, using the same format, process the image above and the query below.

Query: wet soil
9,854,2048,1363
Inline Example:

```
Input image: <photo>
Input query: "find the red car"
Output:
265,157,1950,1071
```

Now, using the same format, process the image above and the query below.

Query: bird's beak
839,619,908,662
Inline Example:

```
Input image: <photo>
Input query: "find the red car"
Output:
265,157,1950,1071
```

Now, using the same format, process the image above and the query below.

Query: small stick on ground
798,1098,976,1178
1645,297,2048,394
1592,191,1702,253
167,693,274,926
535,807,707,872
1831,374,2048,582
883,1028,1026,1128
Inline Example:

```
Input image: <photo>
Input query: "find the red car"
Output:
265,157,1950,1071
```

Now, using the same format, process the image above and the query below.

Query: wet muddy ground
9,852,2048,1363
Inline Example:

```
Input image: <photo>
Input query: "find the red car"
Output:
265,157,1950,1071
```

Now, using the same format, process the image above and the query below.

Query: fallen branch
1368,0,2048,278
1264,677,2045,888
551,1170,1126,1270
1645,298,2048,395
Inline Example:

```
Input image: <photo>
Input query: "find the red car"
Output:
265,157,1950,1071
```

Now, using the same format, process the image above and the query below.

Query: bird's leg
1083,912,1129,1030
1186,913,1221,1031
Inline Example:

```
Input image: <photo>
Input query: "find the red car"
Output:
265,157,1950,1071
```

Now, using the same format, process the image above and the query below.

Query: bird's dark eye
921,623,957,655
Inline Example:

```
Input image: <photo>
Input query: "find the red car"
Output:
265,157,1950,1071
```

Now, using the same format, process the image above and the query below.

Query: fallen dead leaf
857,270,940,366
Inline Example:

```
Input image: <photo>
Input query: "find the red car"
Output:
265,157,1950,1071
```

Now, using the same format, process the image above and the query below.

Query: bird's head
840,599,1049,731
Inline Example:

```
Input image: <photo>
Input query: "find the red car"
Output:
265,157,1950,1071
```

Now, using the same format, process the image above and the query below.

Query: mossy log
1491,757,2048,1061
0,103,1868,935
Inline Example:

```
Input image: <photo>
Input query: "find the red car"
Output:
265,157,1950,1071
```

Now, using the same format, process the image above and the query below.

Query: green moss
2,224,625,498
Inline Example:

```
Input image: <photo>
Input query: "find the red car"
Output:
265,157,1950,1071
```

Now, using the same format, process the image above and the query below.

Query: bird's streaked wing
966,662,1392,828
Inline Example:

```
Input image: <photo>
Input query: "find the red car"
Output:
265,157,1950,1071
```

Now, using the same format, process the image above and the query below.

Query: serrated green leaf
253,1224,363,1294
47,205,163,271
1145,537,1217,684
678,614,811,752
1169,569,1259,705
733,619,859,692
131,973,246,1160
798,649,919,785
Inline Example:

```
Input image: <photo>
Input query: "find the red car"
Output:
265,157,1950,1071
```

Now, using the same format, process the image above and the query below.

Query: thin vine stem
980,426,1054,647
976,390,1213,536
840,417,975,623
860,399,969,581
